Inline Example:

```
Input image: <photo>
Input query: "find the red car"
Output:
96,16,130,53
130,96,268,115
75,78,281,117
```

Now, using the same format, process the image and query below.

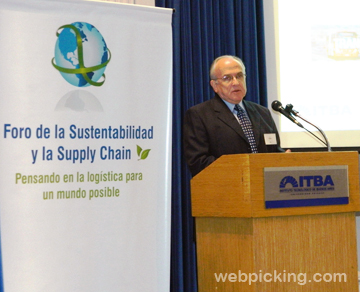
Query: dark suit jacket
183,94,283,176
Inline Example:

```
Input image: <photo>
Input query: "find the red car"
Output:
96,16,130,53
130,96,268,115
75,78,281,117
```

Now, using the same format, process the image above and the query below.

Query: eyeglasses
212,72,246,84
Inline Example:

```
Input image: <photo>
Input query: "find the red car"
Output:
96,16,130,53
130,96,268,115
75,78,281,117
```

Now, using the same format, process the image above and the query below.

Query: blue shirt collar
222,99,245,113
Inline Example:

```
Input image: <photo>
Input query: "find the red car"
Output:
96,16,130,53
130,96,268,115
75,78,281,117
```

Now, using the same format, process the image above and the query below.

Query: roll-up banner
0,0,173,291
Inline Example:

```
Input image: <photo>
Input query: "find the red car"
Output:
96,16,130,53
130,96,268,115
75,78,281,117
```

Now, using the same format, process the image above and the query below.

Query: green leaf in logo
137,145,142,156
141,149,151,160
136,145,151,160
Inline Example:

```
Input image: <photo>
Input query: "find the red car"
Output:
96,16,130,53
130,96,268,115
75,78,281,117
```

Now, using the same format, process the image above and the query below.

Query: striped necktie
234,104,258,153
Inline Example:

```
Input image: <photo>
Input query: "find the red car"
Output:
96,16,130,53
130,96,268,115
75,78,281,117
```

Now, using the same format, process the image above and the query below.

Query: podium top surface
191,151,360,218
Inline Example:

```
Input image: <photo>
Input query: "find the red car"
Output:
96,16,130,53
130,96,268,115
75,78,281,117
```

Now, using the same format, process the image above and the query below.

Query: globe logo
52,22,111,87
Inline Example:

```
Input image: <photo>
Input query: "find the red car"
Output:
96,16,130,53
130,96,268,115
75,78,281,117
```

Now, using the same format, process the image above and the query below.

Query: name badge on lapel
264,133,277,145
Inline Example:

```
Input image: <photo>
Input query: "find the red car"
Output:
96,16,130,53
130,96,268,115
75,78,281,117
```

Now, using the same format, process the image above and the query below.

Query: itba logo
278,175,335,194
279,175,334,188
52,22,111,87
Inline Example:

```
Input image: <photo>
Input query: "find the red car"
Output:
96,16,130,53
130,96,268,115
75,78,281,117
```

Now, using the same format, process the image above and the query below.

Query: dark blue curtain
155,1,267,291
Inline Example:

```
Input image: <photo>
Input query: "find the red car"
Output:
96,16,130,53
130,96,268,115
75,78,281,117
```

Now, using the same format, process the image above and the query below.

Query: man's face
210,58,247,104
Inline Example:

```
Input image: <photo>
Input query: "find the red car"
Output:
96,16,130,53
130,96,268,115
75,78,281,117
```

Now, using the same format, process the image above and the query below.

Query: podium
191,151,360,292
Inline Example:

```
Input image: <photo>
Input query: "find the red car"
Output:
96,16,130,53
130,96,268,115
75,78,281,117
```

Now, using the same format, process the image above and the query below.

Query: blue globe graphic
53,22,110,87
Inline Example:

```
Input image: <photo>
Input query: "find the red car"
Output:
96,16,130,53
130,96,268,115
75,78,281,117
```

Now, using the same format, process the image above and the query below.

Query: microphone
271,100,303,128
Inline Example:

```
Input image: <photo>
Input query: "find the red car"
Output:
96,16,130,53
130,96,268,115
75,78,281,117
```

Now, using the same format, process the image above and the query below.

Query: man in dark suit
183,55,286,176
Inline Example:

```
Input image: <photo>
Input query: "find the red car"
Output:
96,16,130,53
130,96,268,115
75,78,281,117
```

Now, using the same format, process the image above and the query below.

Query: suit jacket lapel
212,95,248,142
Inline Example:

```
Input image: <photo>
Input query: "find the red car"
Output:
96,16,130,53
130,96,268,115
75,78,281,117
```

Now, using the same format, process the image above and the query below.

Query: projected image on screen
266,1,360,148
321,30,360,59
305,25,360,132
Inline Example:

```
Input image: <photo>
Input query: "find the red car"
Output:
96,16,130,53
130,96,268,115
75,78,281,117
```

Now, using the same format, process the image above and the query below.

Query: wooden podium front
191,151,360,292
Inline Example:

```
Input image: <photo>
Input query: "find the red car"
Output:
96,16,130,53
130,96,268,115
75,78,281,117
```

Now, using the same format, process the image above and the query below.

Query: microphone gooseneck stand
284,104,332,152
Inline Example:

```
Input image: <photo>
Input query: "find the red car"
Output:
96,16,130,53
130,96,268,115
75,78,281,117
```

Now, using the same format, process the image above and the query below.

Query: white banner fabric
0,0,173,291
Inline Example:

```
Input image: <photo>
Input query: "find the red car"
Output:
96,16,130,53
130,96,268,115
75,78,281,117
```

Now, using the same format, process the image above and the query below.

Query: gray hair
209,55,246,80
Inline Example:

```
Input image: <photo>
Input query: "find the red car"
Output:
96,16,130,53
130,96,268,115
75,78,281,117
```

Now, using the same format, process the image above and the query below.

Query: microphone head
271,100,283,111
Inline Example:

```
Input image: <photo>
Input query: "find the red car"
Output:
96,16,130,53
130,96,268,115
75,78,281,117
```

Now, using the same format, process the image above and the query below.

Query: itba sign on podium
0,1,173,291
